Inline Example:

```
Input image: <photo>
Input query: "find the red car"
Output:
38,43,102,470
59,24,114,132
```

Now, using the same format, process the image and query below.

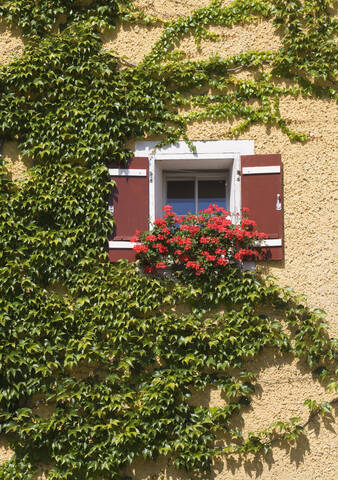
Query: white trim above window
134,140,254,157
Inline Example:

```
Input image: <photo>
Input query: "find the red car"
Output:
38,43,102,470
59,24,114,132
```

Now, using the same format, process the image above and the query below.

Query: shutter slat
241,154,283,261
108,157,149,261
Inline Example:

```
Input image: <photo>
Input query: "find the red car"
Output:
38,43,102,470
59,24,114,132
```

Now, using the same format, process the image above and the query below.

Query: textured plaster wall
0,21,24,65
134,0,216,20
0,438,13,466
0,21,29,181
0,1,337,479
1,140,33,181
102,22,163,64
177,20,281,60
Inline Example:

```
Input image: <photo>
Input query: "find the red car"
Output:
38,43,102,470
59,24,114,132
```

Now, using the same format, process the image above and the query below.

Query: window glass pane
167,180,195,215
198,180,226,211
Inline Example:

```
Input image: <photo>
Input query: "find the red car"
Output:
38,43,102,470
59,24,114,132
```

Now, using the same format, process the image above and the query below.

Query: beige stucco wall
0,437,13,466
1,140,33,181
0,21,24,65
0,2,336,479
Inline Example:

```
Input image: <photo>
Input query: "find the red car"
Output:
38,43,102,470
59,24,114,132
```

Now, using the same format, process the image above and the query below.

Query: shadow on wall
258,259,285,275
121,348,337,480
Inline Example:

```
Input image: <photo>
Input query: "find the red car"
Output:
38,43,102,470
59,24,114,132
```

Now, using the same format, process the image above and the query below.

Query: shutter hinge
149,171,153,183
276,194,282,211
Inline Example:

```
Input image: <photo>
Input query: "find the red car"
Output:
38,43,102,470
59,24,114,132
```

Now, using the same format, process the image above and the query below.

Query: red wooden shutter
108,157,149,262
241,154,283,260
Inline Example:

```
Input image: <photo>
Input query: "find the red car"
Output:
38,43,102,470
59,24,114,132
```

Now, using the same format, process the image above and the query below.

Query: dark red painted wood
108,249,136,262
241,154,283,261
108,157,149,262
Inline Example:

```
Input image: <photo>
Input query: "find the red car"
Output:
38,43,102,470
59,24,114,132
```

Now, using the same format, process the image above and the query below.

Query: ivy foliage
0,0,337,479
0,258,336,479
0,0,146,38
0,0,336,156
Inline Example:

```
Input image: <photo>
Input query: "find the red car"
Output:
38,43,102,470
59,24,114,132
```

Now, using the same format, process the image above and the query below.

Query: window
108,141,283,262
165,172,227,215
149,140,248,223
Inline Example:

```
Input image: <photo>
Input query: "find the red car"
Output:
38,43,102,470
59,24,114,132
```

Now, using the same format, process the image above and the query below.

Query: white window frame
134,139,254,225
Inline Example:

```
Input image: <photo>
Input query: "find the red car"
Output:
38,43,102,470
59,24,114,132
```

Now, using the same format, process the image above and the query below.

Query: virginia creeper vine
0,1,337,479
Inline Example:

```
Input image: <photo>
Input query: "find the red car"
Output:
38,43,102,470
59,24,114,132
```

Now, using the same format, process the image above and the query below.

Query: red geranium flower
162,205,173,212
133,204,267,278
154,218,166,227
133,244,149,254
145,234,157,242
155,262,167,269
234,248,256,261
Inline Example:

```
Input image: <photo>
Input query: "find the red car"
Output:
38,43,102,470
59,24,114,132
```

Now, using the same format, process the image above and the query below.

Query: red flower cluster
130,230,142,243
155,243,168,254
133,244,148,254
200,236,219,244
167,235,192,252
186,263,205,276
145,234,157,242
180,224,200,234
153,218,167,227
234,248,256,261
201,251,216,262
162,205,173,213
241,218,257,229
133,204,267,278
